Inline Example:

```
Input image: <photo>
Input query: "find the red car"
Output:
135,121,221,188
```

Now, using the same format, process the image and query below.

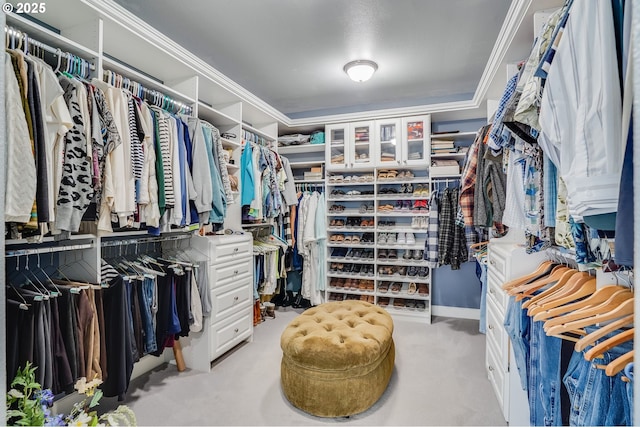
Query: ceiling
111,0,515,122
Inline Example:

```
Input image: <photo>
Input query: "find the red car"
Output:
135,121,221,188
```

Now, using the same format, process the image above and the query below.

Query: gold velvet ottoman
280,300,395,417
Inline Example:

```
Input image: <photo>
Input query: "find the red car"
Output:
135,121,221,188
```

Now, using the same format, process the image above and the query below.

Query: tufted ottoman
280,300,395,417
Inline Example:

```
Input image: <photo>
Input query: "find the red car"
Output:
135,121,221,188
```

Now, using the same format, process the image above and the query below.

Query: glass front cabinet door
375,118,402,167
402,115,430,166
325,123,349,170
349,121,375,168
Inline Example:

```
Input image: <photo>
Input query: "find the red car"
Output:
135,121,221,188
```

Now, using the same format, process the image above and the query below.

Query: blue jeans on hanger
504,296,531,390
625,363,634,425
138,275,158,354
528,319,563,426
563,327,633,426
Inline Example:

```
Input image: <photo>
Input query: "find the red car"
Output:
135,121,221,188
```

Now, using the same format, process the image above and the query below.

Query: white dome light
343,60,378,82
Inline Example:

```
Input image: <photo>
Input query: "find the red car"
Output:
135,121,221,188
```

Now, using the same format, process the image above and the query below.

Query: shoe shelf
376,210,429,216
327,210,374,217
325,162,435,323
328,195,375,201
328,257,376,264
376,195,429,200
376,258,430,266
327,226,375,232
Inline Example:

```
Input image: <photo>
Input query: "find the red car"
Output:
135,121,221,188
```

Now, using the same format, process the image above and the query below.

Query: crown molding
83,0,534,129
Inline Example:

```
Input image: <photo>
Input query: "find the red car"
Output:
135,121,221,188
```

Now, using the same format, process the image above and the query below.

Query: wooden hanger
501,260,554,291
545,297,634,339
534,285,629,324
583,328,634,362
574,313,634,352
509,265,571,298
605,350,634,377
526,274,594,315
543,289,633,331
520,269,581,308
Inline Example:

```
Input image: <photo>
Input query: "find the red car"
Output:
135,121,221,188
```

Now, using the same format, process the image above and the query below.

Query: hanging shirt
240,143,255,206
4,54,37,223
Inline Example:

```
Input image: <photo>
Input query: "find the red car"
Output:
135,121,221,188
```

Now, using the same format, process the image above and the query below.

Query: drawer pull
488,365,494,372
488,324,493,330
234,248,239,252
234,296,239,301
234,270,239,274
234,328,239,333
489,260,496,265
489,288,495,295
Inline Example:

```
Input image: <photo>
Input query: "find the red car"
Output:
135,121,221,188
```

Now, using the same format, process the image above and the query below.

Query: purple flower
44,414,66,426
35,389,55,407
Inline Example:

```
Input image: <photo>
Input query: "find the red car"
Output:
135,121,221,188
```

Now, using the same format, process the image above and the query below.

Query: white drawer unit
182,233,254,371
486,237,547,422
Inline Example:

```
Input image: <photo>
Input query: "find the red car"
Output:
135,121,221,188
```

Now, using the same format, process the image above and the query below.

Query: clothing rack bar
100,233,192,248
5,243,94,257
5,26,96,71
103,69,193,116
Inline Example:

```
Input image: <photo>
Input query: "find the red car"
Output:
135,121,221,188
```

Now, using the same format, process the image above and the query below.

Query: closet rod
5,243,94,257
103,69,193,115
100,233,192,248
4,26,96,71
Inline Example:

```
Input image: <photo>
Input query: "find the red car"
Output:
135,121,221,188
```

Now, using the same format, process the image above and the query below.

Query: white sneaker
397,232,406,244
420,216,428,229
411,217,418,229
405,232,416,245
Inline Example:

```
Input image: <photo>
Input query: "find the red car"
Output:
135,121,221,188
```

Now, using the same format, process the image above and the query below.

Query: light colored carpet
101,308,507,426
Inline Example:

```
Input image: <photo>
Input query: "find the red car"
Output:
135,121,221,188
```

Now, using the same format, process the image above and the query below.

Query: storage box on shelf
429,130,476,178
181,233,254,372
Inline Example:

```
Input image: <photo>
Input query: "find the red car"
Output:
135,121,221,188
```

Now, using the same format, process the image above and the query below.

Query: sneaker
411,217,419,228
402,200,411,211
418,267,430,278
387,233,397,244
378,233,388,244
405,232,416,245
403,249,413,260
397,232,406,244
412,249,424,260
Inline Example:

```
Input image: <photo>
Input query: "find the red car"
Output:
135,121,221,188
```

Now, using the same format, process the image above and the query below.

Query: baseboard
432,305,480,320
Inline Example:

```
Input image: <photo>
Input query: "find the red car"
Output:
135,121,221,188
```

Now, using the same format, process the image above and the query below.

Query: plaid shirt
424,190,439,268
459,126,489,226
488,73,519,150
438,188,467,270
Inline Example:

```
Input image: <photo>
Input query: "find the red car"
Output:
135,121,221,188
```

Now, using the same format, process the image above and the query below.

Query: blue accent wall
432,260,482,308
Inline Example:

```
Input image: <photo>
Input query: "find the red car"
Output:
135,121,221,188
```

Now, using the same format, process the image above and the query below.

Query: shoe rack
326,168,432,322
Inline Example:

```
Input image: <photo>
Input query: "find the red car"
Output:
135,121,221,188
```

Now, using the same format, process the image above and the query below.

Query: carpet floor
101,308,507,426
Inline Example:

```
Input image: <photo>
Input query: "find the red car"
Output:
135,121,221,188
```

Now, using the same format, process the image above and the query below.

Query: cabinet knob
489,260,496,265
234,328,239,333
234,296,239,301
488,324,493,330
488,365,494,372
489,288,495,295
234,248,239,252
234,270,239,274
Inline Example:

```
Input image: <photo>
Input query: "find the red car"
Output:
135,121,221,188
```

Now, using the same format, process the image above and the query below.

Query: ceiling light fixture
343,60,378,82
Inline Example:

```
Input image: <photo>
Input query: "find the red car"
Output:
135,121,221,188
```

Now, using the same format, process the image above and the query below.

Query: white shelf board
7,13,99,59
431,174,462,179
430,152,467,159
278,144,325,154
294,179,325,184
221,137,241,149
430,131,478,139
242,123,276,141
289,160,325,168
198,102,241,127
102,57,196,105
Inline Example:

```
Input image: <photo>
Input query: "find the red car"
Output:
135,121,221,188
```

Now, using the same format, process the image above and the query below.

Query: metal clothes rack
5,26,96,75
100,233,192,248
431,177,461,190
5,243,94,258
103,69,193,116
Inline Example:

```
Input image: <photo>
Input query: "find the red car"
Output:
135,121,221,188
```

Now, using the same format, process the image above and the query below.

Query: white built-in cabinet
486,235,547,423
328,117,431,170
326,121,375,170
181,234,254,371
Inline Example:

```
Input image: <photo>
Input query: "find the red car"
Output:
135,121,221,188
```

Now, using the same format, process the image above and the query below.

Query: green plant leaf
89,390,103,408
6,409,26,418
